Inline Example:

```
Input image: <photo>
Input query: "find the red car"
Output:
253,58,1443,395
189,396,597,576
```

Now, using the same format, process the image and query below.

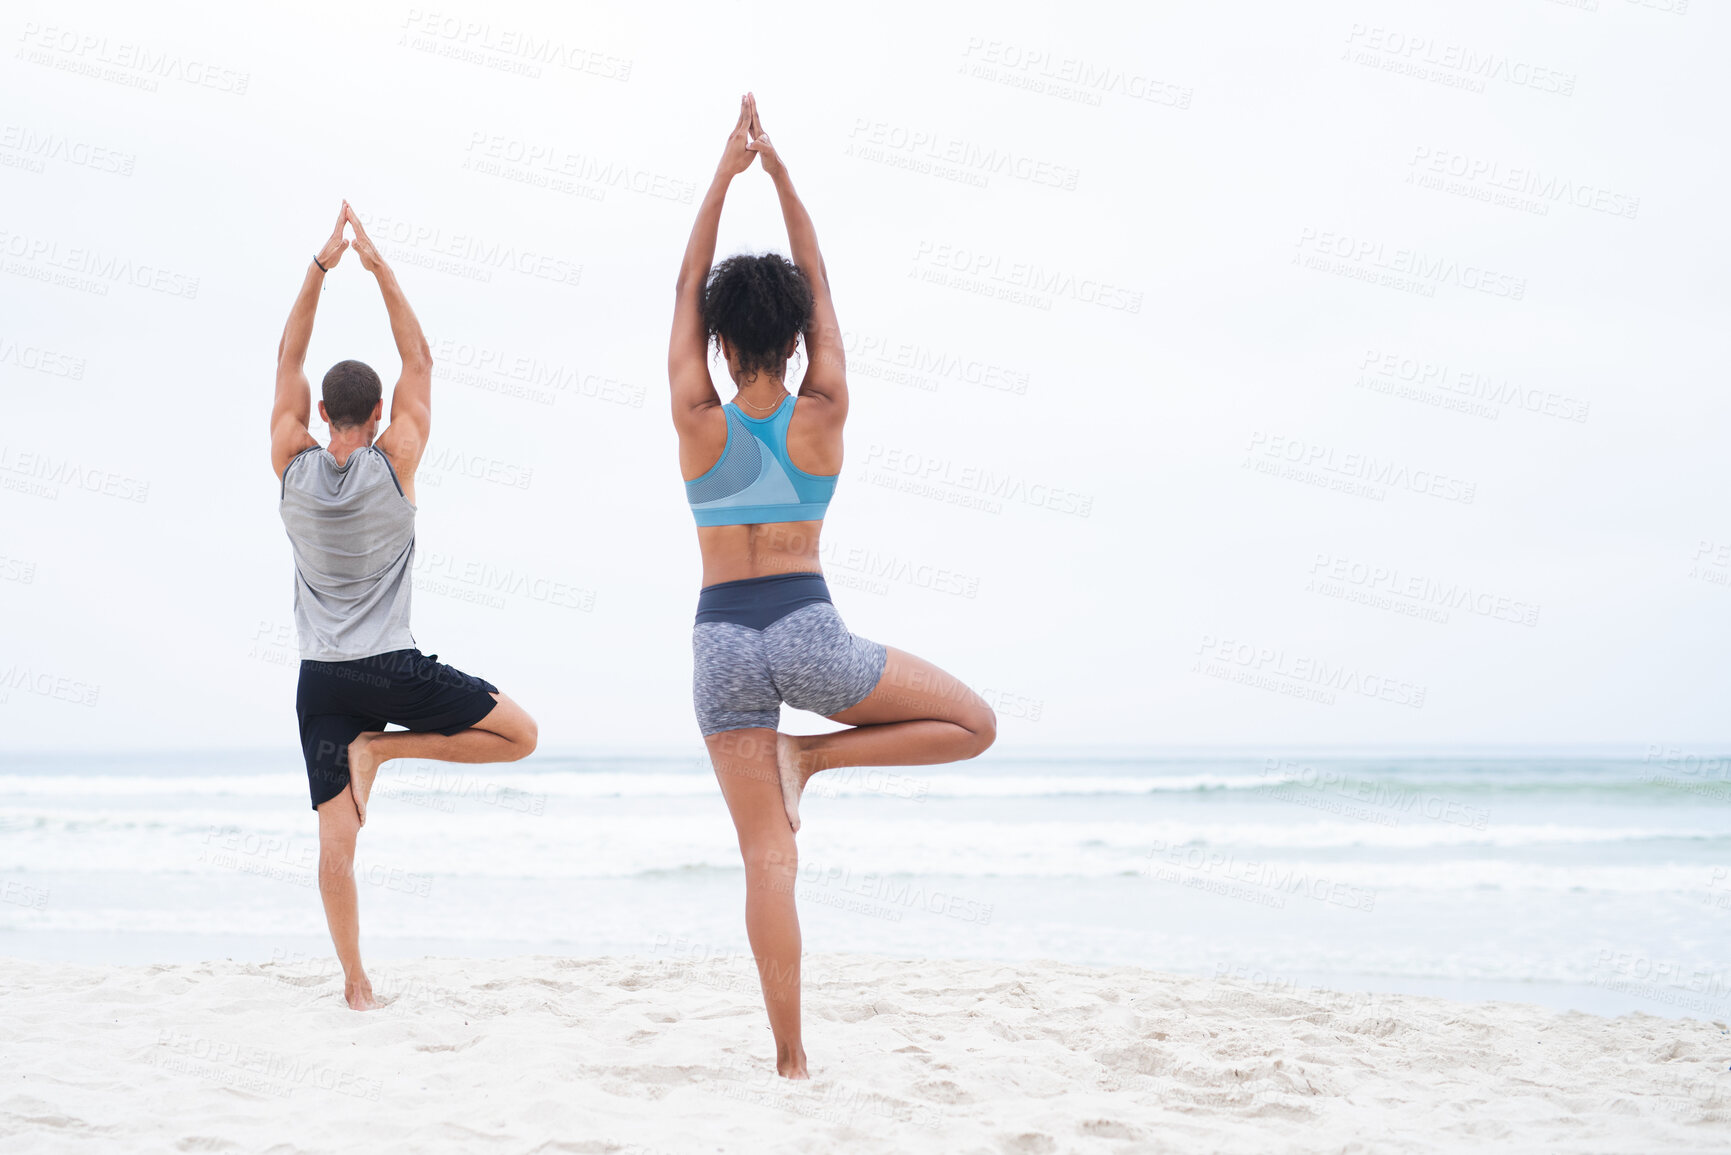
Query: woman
668,95,997,1079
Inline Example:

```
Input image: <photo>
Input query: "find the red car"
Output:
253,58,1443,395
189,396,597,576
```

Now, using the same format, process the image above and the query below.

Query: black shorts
295,648,499,810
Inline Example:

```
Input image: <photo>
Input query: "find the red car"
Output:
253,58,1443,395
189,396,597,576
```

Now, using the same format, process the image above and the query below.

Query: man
270,203,538,1010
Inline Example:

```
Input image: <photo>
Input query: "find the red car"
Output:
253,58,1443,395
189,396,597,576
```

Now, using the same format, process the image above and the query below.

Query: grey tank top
279,445,418,662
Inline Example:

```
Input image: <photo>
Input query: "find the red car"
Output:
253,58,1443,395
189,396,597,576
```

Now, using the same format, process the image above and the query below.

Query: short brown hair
321,360,381,428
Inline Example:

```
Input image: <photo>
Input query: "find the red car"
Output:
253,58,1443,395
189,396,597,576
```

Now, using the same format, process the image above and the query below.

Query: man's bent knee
500,716,537,760
316,790,361,836
317,847,354,884
515,713,538,758
483,695,537,757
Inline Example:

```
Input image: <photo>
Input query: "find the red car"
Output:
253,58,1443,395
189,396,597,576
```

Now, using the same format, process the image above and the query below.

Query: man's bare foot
775,733,808,833
344,974,378,1011
347,732,386,826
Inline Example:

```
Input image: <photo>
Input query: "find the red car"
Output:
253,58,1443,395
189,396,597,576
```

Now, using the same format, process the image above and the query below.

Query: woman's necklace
737,391,788,413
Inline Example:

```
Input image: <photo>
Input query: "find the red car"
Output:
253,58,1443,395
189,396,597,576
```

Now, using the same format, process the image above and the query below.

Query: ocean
1,751,1727,1020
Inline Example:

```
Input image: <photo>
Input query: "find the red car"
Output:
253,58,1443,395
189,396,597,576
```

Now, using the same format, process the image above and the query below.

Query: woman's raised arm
748,97,846,416
669,96,758,432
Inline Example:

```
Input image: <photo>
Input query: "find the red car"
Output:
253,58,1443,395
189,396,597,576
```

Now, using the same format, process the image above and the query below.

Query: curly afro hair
702,252,814,378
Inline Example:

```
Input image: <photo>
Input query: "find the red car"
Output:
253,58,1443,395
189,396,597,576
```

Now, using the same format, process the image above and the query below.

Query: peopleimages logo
912,241,1143,313
1643,744,1731,781
1261,759,1491,829
355,210,583,287
0,445,150,503
1145,838,1378,912
0,230,200,299
1194,634,1428,709
1244,432,1476,505
1408,147,1639,220
398,10,633,81
1342,24,1576,96
0,665,100,707
1294,228,1526,301
846,119,1080,190
421,447,533,490
1688,540,1731,590
1308,552,1540,627
839,330,1029,396
463,132,696,204
15,22,251,95
958,38,1193,110
863,443,1094,517
413,552,595,612
1356,348,1589,423
0,124,136,175
821,540,982,599
0,335,86,379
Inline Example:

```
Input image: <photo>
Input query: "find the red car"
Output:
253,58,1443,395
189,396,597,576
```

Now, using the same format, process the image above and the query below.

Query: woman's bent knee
741,837,797,885
966,703,997,758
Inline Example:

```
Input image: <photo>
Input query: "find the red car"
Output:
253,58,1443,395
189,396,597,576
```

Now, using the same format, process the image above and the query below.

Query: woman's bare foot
777,1042,809,1080
775,733,809,832
346,732,386,826
344,973,378,1011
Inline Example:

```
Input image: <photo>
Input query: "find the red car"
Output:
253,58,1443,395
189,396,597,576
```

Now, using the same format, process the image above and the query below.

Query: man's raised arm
347,207,433,478
271,205,349,478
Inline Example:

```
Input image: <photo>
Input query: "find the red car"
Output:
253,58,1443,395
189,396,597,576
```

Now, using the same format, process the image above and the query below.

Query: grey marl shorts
692,572,887,736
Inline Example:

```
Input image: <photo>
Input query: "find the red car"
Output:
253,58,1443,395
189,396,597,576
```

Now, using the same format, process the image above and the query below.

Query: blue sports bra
685,396,838,526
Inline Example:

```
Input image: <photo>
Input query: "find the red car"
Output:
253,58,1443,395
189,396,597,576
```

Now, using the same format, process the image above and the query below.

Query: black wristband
313,254,328,273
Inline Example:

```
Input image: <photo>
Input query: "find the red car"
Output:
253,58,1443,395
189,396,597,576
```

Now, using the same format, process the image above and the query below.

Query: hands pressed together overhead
314,204,349,272
315,201,385,275
718,92,785,179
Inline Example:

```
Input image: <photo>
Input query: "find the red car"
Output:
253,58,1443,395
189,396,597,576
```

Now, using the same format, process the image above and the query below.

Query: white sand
2,953,1727,1153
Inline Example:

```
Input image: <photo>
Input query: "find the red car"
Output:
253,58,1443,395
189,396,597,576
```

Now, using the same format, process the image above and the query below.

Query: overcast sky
2,0,1726,755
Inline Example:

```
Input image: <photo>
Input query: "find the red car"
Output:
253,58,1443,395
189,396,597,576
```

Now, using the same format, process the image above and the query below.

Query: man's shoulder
280,443,326,482
271,421,322,482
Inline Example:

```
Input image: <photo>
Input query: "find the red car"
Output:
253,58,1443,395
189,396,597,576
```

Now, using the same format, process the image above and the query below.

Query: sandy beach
2,952,1726,1153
